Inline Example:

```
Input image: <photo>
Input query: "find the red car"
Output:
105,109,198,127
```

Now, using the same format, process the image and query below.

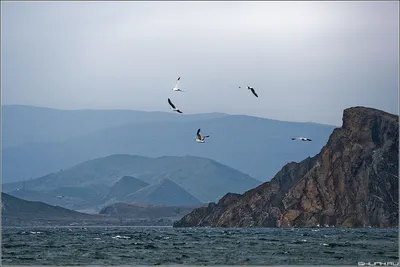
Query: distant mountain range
2,105,335,183
2,104,227,148
3,154,261,211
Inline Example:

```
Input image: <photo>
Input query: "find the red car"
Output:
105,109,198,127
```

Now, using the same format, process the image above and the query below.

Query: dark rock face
174,107,399,228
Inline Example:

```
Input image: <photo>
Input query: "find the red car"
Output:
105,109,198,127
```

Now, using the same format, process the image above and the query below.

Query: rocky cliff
174,107,399,228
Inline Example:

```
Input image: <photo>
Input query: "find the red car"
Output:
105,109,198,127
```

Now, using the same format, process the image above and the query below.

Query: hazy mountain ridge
174,106,399,228
2,105,335,183
3,154,261,209
2,104,228,149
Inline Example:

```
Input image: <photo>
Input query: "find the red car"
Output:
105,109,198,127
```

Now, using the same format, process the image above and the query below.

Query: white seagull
196,128,210,143
168,98,183,113
172,77,186,92
291,137,312,142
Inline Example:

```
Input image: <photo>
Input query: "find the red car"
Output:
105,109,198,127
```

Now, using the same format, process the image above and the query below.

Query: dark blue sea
1,226,399,266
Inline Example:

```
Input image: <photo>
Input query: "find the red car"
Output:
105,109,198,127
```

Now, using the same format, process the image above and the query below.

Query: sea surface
1,226,399,266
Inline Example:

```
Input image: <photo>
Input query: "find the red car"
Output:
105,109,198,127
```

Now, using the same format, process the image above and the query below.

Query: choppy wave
2,226,398,265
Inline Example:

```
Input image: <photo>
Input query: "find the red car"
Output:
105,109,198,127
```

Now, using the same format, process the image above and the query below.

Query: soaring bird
247,86,258,97
291,137,312,141
196,128,210,143
172,77,185,92
168,98,183,113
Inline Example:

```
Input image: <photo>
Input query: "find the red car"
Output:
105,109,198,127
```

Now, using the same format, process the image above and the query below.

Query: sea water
2,226,398,265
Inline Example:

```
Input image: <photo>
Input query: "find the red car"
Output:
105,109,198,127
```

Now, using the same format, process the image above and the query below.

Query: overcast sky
1,1,398,125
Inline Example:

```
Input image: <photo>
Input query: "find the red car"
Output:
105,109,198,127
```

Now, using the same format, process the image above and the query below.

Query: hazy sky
1,1,398,125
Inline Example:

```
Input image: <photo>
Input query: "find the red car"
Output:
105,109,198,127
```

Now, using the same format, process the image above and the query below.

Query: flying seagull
291,137,312,141
172,77,186,92
196,128,210,143
247,86,258,97
168,98,183,113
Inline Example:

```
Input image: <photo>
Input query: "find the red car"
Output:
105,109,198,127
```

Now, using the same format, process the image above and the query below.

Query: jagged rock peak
173,106,399,228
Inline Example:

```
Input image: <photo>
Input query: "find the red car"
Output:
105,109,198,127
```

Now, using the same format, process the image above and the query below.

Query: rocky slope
174,107,399,228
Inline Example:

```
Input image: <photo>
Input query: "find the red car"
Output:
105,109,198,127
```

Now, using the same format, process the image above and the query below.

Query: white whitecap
112,235,130,239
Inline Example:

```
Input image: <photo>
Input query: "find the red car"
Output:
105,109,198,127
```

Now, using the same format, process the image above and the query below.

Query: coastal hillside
1,192,93,220
99,202,202,221
104,175,150,202
174,107,399,228
1,193,196,226
122,178,202,206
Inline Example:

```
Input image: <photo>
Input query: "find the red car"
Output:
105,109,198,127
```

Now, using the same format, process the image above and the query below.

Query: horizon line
2,103,341,127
